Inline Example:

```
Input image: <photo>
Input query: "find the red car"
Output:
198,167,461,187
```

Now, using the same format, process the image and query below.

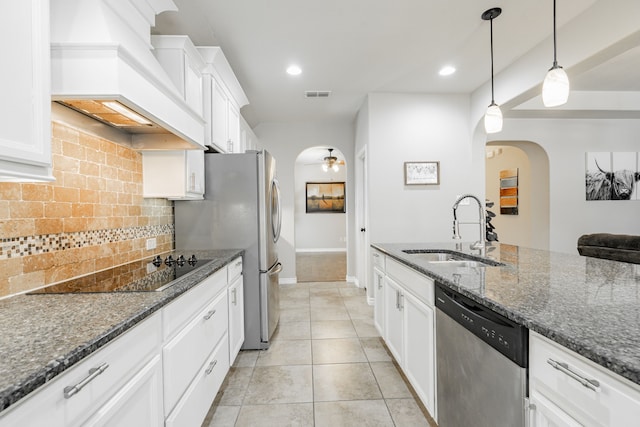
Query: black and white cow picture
586,159,640,201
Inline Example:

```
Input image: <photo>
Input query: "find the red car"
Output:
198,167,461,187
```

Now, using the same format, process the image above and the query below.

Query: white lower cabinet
82,354,164,427
165,335,230,427
383,275,404,363
163,289,228,414
0,257,244,427
529,389,582,427
228,274,245,364
379,257,437,419
403,291,435,416
372,265,385,335
0,312,163,427
529,331,640,427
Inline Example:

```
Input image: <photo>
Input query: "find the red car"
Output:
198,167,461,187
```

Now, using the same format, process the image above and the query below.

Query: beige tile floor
202,281,436,426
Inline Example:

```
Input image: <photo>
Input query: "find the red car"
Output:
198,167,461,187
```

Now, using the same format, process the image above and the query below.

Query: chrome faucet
452,194,486,250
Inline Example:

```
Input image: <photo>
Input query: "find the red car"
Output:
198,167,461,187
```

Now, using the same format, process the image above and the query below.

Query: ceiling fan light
484,103,503,134
322,163,329,172
332,164,339,172
542,66,570,107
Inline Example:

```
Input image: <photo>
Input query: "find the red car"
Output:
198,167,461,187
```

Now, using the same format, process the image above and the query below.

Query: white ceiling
153,0,639,127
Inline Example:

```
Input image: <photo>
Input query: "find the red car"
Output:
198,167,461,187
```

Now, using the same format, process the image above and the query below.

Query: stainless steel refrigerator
174,149,282,350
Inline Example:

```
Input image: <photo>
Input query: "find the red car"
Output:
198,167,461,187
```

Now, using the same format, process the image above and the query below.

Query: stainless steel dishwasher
436,283,528,427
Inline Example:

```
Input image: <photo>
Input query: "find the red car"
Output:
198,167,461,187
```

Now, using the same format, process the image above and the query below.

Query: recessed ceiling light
439,66,456,76
286,65,302,76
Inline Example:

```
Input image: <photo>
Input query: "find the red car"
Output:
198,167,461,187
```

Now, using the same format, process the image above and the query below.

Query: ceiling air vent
305,91,331,98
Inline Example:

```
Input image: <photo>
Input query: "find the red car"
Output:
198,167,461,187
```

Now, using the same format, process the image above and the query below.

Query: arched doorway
485,141,550,250
294,147,348,282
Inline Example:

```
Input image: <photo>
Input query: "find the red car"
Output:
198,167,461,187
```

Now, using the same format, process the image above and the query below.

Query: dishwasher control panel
435,283,528,367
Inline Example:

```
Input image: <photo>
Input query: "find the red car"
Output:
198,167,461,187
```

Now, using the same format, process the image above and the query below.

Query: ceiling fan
321,148,344,172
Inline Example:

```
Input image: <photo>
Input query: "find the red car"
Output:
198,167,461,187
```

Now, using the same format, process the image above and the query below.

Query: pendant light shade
542,0,569,107
542,66,569,106
482,8,502,134
484,102,503,134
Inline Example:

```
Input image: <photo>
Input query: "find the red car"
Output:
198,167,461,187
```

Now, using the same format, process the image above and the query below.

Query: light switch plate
146,238,157,250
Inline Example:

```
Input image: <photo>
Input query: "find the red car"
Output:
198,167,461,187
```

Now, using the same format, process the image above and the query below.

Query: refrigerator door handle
267,262,283,276
271,178,282,243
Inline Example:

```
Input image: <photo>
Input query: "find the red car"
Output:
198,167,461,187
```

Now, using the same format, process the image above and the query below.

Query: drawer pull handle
373,253,380,258
205,360,218,375
235,260,242,267
232,288,237,305
547,358,600,392
63,362,109,399
203,309,216,320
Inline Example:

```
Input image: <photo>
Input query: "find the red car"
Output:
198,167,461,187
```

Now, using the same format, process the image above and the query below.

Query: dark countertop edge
371,243,640,387
0,249,243,413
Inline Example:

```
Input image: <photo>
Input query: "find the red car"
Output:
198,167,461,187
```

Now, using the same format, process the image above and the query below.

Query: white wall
294,160,347,251
253,121,355,283
500,118,640,254
362,93,481,246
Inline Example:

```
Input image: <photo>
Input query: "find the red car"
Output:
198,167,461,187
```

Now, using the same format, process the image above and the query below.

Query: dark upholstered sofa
577,233,640,264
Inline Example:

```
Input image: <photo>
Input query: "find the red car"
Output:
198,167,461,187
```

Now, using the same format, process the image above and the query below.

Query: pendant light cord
490,17,495,103
552,0,558,68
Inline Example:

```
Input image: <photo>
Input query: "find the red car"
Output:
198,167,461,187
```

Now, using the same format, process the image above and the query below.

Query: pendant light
542,0,569,107
482,7,503,134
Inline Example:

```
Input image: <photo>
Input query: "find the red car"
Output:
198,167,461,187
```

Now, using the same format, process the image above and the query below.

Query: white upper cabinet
240,114,259,152
151,35,205,118
142,150,204,200
198,47,249,153
0,1,54,182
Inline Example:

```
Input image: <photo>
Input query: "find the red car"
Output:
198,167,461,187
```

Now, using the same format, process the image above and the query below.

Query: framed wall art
305,182,346,213
404,161,440,185
500,168,518,215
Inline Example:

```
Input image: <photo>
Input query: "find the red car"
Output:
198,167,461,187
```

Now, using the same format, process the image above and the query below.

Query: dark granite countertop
372,242,640,386
0,249,243,413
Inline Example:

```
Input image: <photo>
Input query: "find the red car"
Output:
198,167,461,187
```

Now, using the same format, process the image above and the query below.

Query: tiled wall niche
0,122,174,298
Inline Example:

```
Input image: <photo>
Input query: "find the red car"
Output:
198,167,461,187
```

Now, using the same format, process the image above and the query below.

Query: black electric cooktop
28,255,212,294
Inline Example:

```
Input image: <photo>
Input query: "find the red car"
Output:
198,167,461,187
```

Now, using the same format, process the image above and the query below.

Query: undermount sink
401,249,503,267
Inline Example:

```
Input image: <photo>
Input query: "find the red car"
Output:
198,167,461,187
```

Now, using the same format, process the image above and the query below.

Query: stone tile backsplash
0,122,174,298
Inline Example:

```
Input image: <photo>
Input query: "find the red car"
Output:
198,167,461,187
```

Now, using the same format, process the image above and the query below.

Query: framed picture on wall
404,161,440,185
306,182,346,213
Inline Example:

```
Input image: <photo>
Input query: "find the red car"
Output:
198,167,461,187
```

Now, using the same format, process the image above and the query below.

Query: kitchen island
373,242,640,386
0,249,242,418
373,242,640,425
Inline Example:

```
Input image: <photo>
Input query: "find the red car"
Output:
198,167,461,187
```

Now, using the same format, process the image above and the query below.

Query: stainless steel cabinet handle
63,363,109,399
399,293,404,310
205,360,218,375
203,309,216,320
235,260,242,267
377,275,382,290
547,358,600,392
373,253,380,258
232,288,237,305
395,290,400,310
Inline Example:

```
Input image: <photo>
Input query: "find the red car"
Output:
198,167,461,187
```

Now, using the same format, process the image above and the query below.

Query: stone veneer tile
0,121,175,298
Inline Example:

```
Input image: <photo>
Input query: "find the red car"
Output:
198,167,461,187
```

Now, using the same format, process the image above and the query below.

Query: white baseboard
279,277,297,285
296,248,347,253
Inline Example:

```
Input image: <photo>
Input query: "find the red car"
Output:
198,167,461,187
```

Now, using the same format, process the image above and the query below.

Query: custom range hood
50,0,205,150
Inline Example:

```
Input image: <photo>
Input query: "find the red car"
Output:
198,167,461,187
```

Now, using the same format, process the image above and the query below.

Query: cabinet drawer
165,335,230,427
228,256,243,282
386,257,434,306
530,332,640,426
163,267,227,341
371,249,385,270
163,290,228,415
